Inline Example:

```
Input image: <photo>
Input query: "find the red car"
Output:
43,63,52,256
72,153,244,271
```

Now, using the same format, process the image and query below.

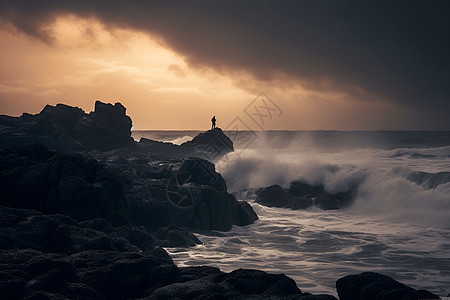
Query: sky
0,1,449,130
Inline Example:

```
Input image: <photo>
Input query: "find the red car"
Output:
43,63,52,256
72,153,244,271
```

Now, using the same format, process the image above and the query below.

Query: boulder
180,127,234,160
155,224,202,247
256,184,289,207
148,268,306,300
336,272,439,300
255,180,355,211
123,156,258,231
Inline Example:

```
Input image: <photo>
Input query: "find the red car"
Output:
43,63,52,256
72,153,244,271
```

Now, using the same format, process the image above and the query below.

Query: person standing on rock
211,116,216,129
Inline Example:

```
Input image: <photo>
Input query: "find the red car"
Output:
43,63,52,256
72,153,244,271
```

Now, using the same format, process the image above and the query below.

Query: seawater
132,130,450,296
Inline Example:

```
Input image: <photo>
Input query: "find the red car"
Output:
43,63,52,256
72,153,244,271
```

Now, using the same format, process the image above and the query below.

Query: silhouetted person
211,115,216,129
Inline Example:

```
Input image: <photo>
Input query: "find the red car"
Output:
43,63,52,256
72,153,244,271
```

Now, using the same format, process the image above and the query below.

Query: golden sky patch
0,15,411,130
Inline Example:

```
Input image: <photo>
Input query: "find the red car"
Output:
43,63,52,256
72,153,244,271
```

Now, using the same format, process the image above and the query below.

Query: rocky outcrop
336,272,439,300
0,101,134,151
255,181,355,210
0,144,130,226
180,127,234,160
0,247,176,300
115,154,258,231
0,206,155,254
0,143,257,232
0,206,332,300
148,267,338,300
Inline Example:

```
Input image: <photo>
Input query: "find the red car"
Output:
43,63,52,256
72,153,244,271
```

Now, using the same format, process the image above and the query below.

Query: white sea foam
149,130,450,296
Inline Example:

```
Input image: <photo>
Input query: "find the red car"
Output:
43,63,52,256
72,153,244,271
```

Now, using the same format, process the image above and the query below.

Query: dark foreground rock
148,267,337,300
255,181,355,210
0,144,130,226
0,143,257,232
336,272,439,300
0,206,335,300
90,150,258,231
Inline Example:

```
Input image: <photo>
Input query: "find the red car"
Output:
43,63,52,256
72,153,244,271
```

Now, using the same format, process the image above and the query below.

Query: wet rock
256,180,355,211
0,206,154,254
315,192,353,210
336,272,440,300
155,224,202,247
256,184,289,207
72,249,178,300
0,248,177,300
234,200,259,226
288,196,314,210
148,268,306,300
180,127,234,160
0,144,130,226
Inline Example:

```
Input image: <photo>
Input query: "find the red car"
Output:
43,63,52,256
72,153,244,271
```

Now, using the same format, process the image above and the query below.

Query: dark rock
256,180,355,211
221,268,301,295
234,200,259,226
315,192,353,210
289,181,325,198
178,157,228,191
155,224,202,247
288,196,314,209
73,249,178,300
0,145,130,226
129,197,170,230
0,205,333,300
180,127,234,160
0,206,153,254
148,268,308,300
0,248,177,300
336,272,440,300
0,101,134,151
256,184,289,207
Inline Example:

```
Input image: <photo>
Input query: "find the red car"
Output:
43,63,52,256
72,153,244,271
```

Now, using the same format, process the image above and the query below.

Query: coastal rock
180,127,234,160
0,142,257,233
155,224,202,247
0,206,154,254
0,205,334,300
0,247,177,300
255,181,355,210
255,184,289,207
0,101,134,151
149,267,338,300
0,144,130,226
336,272,439,300
119,155,258,231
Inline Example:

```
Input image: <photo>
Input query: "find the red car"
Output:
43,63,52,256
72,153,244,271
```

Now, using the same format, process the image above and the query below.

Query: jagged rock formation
0,101,134,151
88,150,258,231
136,127,234,161
0,206,333,300
180,127,234,160
0,144,130,226
0,143,257,232
336,272,439,300
255,181,355,210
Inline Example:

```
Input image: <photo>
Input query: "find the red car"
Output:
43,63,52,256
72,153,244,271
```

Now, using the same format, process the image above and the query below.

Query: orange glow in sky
0,16,409,130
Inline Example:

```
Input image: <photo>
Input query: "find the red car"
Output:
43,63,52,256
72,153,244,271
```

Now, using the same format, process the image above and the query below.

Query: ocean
132,130,450,296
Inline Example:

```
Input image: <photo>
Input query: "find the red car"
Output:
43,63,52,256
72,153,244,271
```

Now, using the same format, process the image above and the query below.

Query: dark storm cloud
1,0,450,127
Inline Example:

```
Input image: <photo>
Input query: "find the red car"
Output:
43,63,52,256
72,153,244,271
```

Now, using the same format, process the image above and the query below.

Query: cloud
1,1,449,128
167,64,187,78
